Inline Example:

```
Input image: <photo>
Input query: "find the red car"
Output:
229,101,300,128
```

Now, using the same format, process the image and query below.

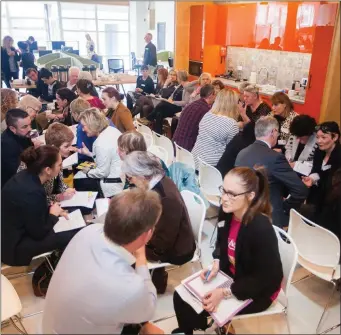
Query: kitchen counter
214,77,306,105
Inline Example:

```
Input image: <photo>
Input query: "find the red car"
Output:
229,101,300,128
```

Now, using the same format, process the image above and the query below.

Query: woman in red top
172,166,283,334
76,79,105,110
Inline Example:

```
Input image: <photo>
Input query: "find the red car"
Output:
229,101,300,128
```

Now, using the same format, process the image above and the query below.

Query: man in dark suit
26,68,46,98
235,116,308,228
143,33,157,75
1,109,33,188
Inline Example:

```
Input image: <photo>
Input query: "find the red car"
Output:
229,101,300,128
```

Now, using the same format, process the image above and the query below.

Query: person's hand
289,161,296,168
32,138,43,148
200,261,219,282
55,113,64,119
82,166,91,174
273,148,282,153
238,101,247,115
62,188,76,200
50,202,69,219
46,113,57,121
302,176,313,187
140,322,165,335
168,98,173,103
203,288,224,313
77,142,92,157
136,88,143,93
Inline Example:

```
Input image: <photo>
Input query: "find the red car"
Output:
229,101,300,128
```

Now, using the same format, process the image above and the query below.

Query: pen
204,264,213,283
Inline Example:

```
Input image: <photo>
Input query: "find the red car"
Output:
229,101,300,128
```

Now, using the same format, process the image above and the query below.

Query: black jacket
236,140,308,228
1,170,59,266
136,75,155,95
308,142,341,210
1,129,33,188
21,51,36,72
143,42,157,66
216,123,256,178
27,70,45,98
1,46,20,75
41,80,63,102
213,212,283,306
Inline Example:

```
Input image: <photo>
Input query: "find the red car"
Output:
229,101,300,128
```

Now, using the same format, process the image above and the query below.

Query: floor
2,217,340,335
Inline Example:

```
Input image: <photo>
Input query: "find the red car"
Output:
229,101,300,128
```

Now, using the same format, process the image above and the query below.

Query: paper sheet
60,191,97,208
73,171,88,179
95,198,110,218
69,125,77,145
294,161,313,176
62,153,78,168
53,209,86,233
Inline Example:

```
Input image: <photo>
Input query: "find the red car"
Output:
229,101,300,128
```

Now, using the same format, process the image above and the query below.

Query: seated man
126,65,155,111
1,108,33,188
39,67,63,102
66,66,80,92
26,67,45,98
235,116,308,228
42,188,160,334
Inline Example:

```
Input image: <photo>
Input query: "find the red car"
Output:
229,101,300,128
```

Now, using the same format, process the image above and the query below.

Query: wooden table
93,74,137,96
11,83,37,90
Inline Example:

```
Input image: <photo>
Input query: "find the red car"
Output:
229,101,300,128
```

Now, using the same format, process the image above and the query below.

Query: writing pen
204,264,213,283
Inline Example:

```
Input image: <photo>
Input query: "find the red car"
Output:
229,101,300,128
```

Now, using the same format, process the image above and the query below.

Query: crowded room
1,0,340,334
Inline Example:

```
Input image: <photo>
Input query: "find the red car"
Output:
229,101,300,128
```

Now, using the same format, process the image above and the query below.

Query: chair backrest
148,145,168,164
137,122,153,137
168,57,174,68
273,226,298,298
198,157,223,196
108,59,124,73
152,131,174,167
180,190,206,253
174,142,196,171
1,274,22,321
288,209,340,268
141,133,153,148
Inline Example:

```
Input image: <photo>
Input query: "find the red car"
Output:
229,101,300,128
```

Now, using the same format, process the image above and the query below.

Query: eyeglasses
219,186,250,199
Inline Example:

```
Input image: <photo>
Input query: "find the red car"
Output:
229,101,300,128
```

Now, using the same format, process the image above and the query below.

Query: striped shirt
192,112,239,170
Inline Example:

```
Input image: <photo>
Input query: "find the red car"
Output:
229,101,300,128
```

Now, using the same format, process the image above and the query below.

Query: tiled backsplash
226,47,312,90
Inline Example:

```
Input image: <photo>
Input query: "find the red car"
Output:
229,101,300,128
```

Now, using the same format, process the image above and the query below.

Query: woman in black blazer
1,36,21,88
173,166,283,334
1,145,80,266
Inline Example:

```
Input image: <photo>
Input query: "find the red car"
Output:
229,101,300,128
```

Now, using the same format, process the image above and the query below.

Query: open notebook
53,209,86,233
179,270,252,327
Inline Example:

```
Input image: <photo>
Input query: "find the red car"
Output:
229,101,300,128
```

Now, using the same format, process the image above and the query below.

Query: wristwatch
222,287,232,299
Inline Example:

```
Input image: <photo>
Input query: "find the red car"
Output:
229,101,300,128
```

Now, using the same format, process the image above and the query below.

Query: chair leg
291,273,314,285
316,280,337,334
45,256,54,273
9,316,28,334
319,323,340,334
284,307,291,334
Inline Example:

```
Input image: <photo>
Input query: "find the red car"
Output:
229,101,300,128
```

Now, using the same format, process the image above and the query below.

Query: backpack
32,250,62,297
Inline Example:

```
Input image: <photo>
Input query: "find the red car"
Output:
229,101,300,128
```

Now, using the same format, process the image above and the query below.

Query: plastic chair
148,190,206,271
213,226,298,334
142,133,153,149
1,274,28,334
198,157,223,207
152,131,174,167
136,121,153,137
148,145,168,165
288,209,340,334
174,142,196,171
108,59,124,74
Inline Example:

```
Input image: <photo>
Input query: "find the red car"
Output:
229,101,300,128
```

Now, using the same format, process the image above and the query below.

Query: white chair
152,131,174,167
142,133,154,148
148,145,169,165
198,157,222,208
1,274,28,334
148,190,206,271
174,142,196,171
288,209,340,334
214,226,298,334
136,121,153,137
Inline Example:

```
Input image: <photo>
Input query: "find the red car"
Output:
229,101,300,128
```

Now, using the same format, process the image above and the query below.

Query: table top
93,74,137,86
11,83,37,89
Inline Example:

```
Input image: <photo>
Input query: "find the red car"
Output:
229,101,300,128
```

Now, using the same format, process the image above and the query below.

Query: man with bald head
143,32,157,76
67,66,80,92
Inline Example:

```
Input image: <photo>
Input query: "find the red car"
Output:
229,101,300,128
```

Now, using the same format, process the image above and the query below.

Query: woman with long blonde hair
1,36,21,88
191,88,239,169
1,88,18,132
189,72,212,103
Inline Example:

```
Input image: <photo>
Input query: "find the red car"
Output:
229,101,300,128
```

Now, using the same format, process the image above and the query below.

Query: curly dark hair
289,114,317,137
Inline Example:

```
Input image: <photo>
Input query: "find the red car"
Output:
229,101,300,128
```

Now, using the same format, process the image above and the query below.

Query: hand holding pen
200,260,220,283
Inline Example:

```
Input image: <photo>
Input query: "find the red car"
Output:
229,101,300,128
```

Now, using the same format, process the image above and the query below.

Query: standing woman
1,88,18,132
270,92,298,152
192,88,239,170
85,33,95,59
101,87,135,133
1,36,21,88
76,79,105,110
172,167,283,334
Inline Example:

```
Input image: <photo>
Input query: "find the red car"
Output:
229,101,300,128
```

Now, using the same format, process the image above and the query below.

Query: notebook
180,270,252,327
53,209,86,233
60,191,97,208
62,153,78,168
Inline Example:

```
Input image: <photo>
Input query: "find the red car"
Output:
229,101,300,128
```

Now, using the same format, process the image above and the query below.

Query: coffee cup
288,90,295,98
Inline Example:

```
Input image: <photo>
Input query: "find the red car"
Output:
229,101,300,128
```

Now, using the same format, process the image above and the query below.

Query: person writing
1,145,81,266
172,166,283,334
42,188,161,334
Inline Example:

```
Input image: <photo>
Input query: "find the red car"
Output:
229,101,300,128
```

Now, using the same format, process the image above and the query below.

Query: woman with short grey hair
121,151,196,294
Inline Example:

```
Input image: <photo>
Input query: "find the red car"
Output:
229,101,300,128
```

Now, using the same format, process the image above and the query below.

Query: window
62,19,96,31
11,19,45,29
60,3,95,19
97,5,129,20
7,2,45,17
297,4,315,28
97,20,128,32
98,32,129,55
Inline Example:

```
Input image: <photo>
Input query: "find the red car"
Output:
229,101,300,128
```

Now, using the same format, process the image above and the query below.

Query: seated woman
1,88,18,132
139,70,197,134
192,88,239,170
101,87,135,133
76,79,105,110
45,88,77,126
1,145,81,266
302,122,341,217
121,151,196,293
212,79,225,95
76,108,123,198
17,94,42,132
18,123,76,204
285,114,317,168
133,68,178,118
269,92,298,153
77,71,99,97
238,81,250,103
188,72,212,103
172,166,283,334
126,65,155,111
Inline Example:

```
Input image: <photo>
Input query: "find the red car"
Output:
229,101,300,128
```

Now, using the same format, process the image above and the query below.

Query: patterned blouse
269,110,298,144
17,162,68,205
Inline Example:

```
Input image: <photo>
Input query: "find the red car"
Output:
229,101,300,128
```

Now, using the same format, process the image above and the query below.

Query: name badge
217,221,225,228
322,164,331,171
278,140,286,146
141,84,145,87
